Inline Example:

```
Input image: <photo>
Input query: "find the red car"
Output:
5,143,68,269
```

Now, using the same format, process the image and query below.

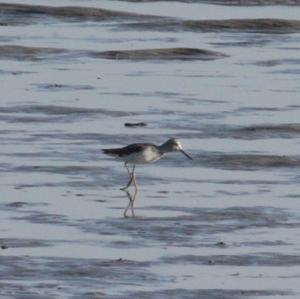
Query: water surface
1,1,300,298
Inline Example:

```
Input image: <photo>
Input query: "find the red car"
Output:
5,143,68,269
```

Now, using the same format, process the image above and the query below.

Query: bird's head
164,138,193,160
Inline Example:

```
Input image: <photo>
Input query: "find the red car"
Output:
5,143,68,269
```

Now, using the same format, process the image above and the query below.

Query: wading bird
102,138,192,190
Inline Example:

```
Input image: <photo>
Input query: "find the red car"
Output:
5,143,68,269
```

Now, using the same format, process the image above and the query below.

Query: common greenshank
102,138,192,190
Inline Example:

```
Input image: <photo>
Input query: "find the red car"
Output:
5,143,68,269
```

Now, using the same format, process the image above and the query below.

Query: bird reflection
123,189,138,217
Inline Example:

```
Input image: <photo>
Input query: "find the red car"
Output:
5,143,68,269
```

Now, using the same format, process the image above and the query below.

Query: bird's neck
158,142,171,154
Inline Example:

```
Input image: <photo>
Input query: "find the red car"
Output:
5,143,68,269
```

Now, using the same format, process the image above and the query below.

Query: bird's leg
124,161,131,177
131,188,138,216
132,165,139,191
123,190,132,217
123,188,138,218
120,162,134,190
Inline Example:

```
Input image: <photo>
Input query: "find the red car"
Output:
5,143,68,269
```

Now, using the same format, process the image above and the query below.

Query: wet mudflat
1,0,300,298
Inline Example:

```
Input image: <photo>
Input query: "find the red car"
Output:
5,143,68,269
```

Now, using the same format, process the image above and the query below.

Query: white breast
125,147,162,164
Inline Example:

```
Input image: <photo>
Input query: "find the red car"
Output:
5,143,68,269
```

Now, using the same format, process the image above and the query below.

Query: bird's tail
102,148,119,156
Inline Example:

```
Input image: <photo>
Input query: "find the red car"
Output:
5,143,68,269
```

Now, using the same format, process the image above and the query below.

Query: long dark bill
180,149,193,160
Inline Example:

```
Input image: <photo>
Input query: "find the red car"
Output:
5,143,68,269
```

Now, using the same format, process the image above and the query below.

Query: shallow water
1,1,300,298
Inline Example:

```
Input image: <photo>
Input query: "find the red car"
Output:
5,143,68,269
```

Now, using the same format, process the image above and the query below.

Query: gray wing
102,144,147,157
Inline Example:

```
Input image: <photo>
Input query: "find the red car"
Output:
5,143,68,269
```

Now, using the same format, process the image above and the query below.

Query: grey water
1,1,300,298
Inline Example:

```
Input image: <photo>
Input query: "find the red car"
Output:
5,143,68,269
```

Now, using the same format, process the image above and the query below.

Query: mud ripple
91,47,228,61
0,238,50,249
160,151,300,170
0,256,288,299
125,18,300,34
11,211,68,226
0,45,65,60
0,69,36,75
182,19,300,34
34,83,94,91
255,58,300,67
0,3,160,22
82,206,296,247
1,3,300,35
108,289,289,299
11,165,104,176
0,256,155,298
161,253,300,266
0,105,132,116
0,104,135,123
114,0,299,5
227,123,300,140
237,123,300,137
205,153,300,170
167,122,300,140
0,45,227,61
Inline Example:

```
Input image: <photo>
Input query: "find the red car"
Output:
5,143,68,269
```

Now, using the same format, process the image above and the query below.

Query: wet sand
1,1,300,298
